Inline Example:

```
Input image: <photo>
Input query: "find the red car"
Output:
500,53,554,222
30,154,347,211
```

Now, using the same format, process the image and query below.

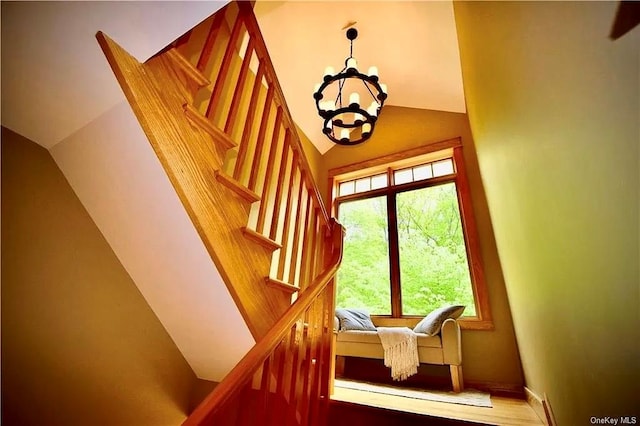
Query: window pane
396,183,475,316
371,173,387,190
355,177,371,193
394,168,413,185
432,159,454,177
412,164,433,181
336,196,391,315
339,180,355,196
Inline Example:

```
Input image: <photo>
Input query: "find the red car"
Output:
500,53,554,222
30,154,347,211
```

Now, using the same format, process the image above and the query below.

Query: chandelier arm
362,81,378,102
336,77,346,108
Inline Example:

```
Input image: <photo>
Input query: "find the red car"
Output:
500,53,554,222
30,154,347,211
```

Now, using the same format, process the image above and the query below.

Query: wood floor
330,381,543,426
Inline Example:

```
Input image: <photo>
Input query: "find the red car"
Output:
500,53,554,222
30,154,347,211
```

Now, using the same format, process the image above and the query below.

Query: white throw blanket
376,327,420,381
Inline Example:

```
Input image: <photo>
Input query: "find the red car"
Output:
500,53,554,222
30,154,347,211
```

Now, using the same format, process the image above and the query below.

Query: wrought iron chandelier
313,28,387,146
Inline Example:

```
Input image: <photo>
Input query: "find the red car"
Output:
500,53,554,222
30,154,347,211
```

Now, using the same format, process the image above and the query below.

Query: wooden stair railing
184,219,344,426
95,0,335,339
97,2,344,423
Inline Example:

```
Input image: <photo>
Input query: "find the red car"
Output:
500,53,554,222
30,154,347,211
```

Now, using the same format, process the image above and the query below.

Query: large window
330,139,492,328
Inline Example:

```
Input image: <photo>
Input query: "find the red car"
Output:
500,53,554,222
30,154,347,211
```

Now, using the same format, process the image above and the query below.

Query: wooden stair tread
265,277,299,294
166,48,210,89
215,170,260,204
242,227,281,252
183,104,236,150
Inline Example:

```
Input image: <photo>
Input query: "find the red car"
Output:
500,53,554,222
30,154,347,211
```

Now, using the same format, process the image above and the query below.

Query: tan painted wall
454,1,639,423
322,105,524,388
189,379,219,413
1,127,198,425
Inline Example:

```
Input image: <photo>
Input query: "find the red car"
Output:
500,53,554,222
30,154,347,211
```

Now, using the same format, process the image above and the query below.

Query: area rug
334,379,492,408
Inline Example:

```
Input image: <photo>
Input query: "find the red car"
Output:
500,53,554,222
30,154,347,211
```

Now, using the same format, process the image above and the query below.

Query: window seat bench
334,318,464,392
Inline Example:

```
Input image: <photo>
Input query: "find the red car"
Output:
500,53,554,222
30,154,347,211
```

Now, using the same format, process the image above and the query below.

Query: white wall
51,102,254,381
2,1,227,148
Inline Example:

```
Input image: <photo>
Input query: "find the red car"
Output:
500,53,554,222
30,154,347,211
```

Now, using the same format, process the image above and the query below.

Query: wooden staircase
96,1,344,424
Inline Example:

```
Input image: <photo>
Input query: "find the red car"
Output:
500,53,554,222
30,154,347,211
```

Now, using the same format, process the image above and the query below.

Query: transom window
330,139,492,328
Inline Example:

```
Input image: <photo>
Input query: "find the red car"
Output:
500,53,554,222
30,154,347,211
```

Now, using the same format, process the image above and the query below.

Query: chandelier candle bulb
362,123,372,135
340,129,349,141
367,102,379,116
354,113,364,124
320,100,335,112
380,83,388,94
368,66,379,79
314,83,321,93
349,92,360,106
346,57,358,70
324,66,335,78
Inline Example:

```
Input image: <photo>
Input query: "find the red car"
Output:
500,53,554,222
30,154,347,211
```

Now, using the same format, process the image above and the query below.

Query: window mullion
387,192,402,317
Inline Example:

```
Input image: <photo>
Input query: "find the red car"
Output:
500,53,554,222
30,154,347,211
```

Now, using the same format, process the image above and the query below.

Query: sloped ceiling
1,1,466,154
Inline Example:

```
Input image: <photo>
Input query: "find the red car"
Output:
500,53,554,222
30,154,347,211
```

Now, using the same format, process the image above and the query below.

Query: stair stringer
96,31,290,339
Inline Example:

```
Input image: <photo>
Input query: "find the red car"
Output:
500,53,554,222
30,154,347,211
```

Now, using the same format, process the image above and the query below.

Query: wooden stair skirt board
96,31,292,339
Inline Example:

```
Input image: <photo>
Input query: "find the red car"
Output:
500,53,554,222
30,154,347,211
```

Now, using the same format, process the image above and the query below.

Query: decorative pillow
335,308,376,331
413,305,465,336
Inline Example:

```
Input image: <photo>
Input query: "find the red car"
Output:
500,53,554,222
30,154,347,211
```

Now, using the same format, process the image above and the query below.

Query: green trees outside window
397,183,475,316
337,196,390,313
331,142,491,326
334,155,477,317
336,182,475,317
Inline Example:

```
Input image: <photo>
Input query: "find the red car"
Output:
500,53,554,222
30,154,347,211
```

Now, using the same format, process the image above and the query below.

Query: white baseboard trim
525,387,557,426
542,392,558,426
524,387,547,425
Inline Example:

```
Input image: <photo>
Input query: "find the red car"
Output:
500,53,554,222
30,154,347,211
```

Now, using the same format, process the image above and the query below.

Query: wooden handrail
183,219,345,426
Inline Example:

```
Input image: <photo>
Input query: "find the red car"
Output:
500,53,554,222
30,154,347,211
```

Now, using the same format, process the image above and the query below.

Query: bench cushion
336,330,441,348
